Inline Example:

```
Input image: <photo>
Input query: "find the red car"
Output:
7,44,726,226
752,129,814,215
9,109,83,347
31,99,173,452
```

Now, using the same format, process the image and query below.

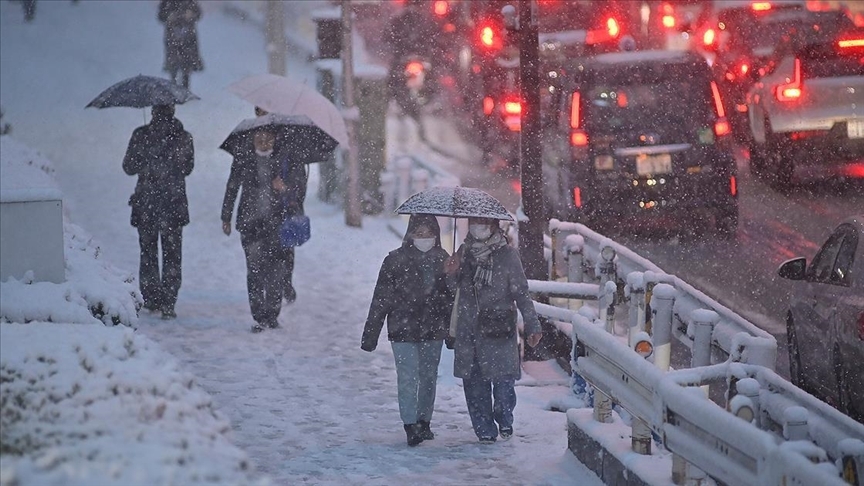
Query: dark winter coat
362,215,453,349
450,238,543,381
158,0,203,73
275,149,308,218
122,117,194,228
221,149,286,242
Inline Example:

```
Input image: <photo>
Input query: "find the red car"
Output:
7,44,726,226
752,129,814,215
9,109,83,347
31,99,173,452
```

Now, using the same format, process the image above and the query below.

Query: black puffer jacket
122,117,194,228
362,215,453,347
221,149,286,241
158,0,203,73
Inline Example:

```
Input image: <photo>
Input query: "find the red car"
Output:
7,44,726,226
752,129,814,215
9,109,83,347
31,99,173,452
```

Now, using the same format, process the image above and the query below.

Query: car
543,50,738,236
778,215,864,422
746,25,864,188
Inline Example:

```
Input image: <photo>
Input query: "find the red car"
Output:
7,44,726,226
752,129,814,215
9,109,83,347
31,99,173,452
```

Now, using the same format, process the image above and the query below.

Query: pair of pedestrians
361,215,542,446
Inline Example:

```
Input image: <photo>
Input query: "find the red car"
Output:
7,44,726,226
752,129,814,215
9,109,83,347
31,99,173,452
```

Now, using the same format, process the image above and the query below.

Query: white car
778,214,864,422
746,26,864,188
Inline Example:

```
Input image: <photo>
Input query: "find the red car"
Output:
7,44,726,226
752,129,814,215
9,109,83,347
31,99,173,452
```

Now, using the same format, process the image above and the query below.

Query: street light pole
264,0,287,76
342,0,362,227
518,0,546,281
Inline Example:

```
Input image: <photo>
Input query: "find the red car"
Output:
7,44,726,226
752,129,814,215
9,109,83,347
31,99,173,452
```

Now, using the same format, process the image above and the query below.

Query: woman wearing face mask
361,214,453,447
444,217,542,444
221,128,288,332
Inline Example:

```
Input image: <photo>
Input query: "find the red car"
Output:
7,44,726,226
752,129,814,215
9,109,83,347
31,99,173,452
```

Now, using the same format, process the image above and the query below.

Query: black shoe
478,436,497,444
404,424,423,447
142,301,160,312
417,420,434,440
251,323,265,333
499,426,513,441
161,307,176,320
284,284,296,304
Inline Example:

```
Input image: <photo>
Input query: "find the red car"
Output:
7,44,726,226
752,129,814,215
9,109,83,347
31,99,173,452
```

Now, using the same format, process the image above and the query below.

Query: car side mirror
501,5,518,31
778,257,807,280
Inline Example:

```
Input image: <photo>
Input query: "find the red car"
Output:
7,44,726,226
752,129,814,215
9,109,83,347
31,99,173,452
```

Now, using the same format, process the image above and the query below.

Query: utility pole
264,0,287,76
342,0,362,227
518,0,546,280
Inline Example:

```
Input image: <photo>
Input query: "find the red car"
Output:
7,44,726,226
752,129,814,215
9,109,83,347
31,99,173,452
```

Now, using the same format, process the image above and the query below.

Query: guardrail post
600,281,617,335
651,283,676,372
736,377,762,428
549,220,576,279
411,168,429,194
627,272,646,349
566,235,584,284
395,156,412,205
838,438,864,486
691,310,718,397
379,172,396,216
783,406,809,442
593,389,613,424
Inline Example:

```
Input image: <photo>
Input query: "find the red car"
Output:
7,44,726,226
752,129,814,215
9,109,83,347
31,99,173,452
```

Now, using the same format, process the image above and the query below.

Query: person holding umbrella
221,125,288,332
361,214,453,446
122,104,194,319
444,216,543,444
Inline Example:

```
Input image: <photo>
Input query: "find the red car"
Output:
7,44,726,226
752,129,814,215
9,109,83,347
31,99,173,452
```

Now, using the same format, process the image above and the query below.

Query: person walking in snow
123,104,194,320
361,214,453,447
158,0,203,89
444,217,543,444
221,127,288,333
254,106,308,305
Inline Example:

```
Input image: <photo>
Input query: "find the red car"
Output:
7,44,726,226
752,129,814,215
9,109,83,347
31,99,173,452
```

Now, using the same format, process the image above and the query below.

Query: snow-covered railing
529,219,864,486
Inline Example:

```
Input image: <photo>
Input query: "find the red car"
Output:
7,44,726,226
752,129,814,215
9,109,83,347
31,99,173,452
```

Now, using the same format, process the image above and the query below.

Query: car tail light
607,17,620,38
710,81,731,136
730,176,737,196
503,100,521,115
482,96,494,116
661,3,676,29
573,187,583,208
858,311,864,340
775,58,802,102
703,28,716,46
751,2,772,11
569,91,588,146
838,38,864,48
501,96,522,132
477,21,503,52
740,63,750,75
405,61,424,76
432,0,449,17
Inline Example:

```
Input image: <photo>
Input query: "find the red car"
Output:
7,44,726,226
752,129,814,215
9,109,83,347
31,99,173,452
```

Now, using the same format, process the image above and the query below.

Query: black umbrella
220,113,339,164
86,75,199,109
395,186,514,221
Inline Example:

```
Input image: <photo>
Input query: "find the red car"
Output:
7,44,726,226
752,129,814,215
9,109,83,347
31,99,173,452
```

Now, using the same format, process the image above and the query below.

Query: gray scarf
467,231,508,286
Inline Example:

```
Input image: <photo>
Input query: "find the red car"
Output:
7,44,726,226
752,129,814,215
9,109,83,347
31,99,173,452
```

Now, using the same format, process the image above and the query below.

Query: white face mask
413,238,435,253
469,224,492,241
255,148,273,157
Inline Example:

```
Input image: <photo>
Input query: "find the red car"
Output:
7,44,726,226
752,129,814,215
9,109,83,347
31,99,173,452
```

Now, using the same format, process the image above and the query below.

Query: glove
361,340,376,352
445,336,455,350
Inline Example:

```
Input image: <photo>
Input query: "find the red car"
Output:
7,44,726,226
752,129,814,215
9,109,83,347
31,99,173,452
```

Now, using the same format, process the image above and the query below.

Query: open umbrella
220,113,339,164
86,75,199,109
227,73,348,147
395,186,514,221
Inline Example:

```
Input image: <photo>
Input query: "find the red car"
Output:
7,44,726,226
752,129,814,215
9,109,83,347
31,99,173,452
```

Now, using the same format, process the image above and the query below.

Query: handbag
279,214,311,248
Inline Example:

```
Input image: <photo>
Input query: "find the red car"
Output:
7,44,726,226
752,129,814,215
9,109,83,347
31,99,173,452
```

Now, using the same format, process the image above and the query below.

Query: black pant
282,246,295,294
138,223,182,311
241,232,285,324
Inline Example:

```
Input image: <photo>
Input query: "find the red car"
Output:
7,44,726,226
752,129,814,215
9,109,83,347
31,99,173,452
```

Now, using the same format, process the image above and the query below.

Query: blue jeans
462,359,516,439
391,340,443,425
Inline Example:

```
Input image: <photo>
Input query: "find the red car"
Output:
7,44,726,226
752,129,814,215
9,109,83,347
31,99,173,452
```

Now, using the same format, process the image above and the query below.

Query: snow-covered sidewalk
0,1,601,484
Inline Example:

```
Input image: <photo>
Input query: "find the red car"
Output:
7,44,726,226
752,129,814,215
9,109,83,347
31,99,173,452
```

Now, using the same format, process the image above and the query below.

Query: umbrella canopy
86,75,199,109
219,113,339,164
396,186,514,221
227,74,348,147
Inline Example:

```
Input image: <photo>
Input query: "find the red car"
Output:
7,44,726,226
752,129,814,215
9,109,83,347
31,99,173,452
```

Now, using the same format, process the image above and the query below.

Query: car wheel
787,314,804,388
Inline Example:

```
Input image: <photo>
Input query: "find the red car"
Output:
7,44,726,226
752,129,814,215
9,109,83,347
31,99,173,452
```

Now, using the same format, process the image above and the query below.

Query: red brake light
482,96,494,116
740,63,749,75
503,100,521,115
776,58,803,102
570,92,581,129
478,23,502,51
752,2,772,11
730,176,737,196
405,61,424,76
573,187,583,208
663,15,676,29
607,17,620,38
570,131,588,146
839,38,864,48
710,81,730,136
432,0,449,17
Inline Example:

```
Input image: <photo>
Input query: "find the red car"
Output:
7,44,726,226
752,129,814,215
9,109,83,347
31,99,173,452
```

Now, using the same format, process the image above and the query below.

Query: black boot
404,424,423,447
417,420,434,440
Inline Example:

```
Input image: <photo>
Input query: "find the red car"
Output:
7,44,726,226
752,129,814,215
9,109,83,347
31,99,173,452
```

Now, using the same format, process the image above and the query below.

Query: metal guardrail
526,219,864,486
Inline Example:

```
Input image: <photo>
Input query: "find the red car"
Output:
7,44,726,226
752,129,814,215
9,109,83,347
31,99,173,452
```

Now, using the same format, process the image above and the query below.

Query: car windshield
582,67,714,143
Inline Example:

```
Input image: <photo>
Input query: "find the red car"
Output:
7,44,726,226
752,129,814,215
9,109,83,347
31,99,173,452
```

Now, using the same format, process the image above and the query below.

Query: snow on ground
0,1,606,484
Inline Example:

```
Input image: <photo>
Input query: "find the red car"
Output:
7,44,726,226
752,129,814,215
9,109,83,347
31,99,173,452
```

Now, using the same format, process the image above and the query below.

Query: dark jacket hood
402,214,442,248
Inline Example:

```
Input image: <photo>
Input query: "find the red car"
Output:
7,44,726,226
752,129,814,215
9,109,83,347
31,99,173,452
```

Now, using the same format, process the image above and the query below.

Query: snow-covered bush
0,323,264,486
